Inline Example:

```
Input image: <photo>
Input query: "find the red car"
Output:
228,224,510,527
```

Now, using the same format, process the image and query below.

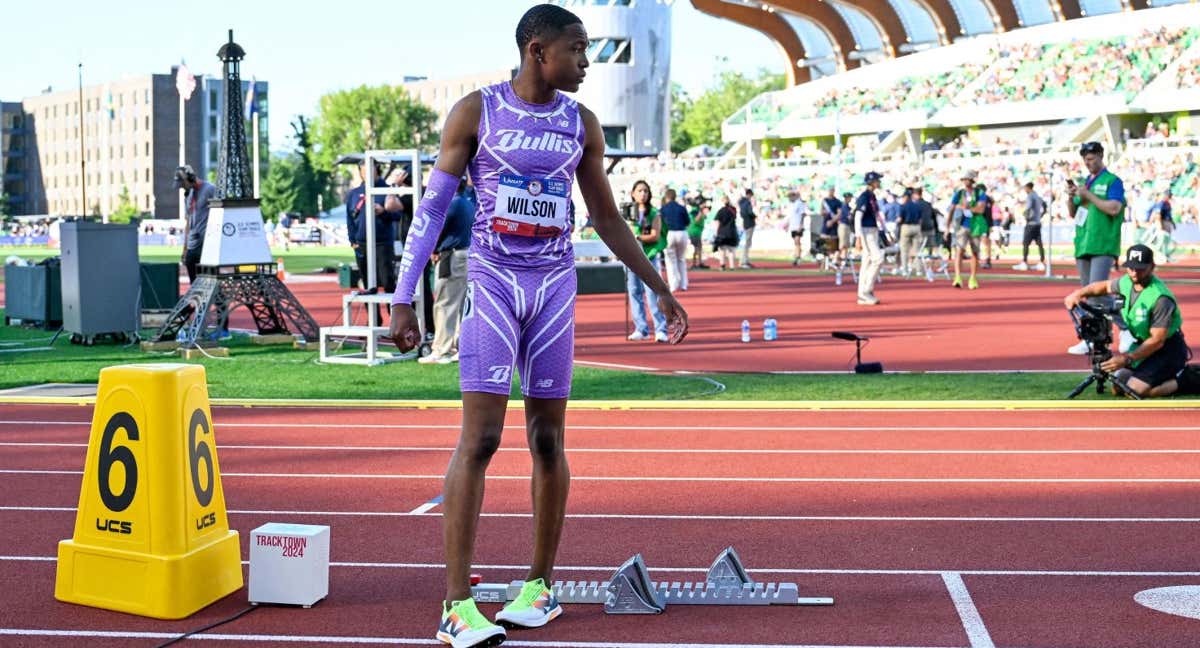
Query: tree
259,154,302,222
310,85,439,175
291,116,329,216
109,186,140,224
669,83,694,154
672,69,785,151
0,192,10,219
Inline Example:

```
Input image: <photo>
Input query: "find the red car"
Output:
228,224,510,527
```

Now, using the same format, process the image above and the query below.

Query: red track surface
266,265,1200,373
3,402,1200,647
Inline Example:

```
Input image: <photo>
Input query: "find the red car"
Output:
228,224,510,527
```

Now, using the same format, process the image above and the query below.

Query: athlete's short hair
515,4,583,58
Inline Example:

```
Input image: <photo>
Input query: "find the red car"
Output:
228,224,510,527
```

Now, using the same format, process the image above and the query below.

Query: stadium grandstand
603,3,1200,261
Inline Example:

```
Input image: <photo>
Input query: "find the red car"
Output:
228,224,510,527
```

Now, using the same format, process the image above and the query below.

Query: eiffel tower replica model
157,30,317,344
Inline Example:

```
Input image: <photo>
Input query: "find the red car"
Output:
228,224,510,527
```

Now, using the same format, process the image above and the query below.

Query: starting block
470,546,833,614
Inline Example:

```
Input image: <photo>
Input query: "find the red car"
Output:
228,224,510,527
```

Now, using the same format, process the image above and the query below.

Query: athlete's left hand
656,291,689,344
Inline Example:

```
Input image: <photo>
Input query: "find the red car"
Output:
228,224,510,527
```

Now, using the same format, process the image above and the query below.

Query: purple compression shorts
458,256,576,399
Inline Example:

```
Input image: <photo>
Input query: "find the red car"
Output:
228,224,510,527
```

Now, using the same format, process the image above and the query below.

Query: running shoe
1067,340,1091,355
627,331,649,341
952,275,962,288
968,276,979,290
495,578,562,629
654,331,669,343
1033,262,1046,271
1012,262,1029,271
1119,329,1137,353
436,598,505,648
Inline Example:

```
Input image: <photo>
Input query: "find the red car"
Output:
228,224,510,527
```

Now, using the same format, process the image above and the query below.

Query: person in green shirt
687,198,710,269
1064,244,1189,398
1066,141,1127,355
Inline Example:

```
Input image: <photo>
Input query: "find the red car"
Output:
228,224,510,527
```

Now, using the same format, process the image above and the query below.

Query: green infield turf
0,313,1174,401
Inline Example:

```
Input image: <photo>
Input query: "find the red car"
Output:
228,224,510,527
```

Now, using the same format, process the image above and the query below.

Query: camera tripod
1066,301,1141,400
1065,346,1142,400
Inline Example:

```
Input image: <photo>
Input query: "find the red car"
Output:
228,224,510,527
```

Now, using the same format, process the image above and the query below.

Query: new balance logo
535,379,554,389
494,129,576,154
485,365,512,384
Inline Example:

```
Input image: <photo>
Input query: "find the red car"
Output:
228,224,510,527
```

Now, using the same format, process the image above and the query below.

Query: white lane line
941,573,996,648
3,555,1199,577
9,441,1200,455
0,629,961,648
6,469,1200,483
574,359,662,372
4,420,1200,432
5,506,1200,524
407,494,442,515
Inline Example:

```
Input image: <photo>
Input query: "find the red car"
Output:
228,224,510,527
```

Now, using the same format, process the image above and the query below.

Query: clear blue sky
1,0,781,152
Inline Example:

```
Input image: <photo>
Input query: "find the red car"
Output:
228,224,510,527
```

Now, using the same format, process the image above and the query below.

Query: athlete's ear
530,42,545,64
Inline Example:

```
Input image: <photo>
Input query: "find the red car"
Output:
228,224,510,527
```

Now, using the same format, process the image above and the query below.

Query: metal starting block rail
470,546,833,614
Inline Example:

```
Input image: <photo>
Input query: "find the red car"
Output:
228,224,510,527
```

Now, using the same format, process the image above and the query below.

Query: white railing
924,143,1077,163
1123,136,1200,152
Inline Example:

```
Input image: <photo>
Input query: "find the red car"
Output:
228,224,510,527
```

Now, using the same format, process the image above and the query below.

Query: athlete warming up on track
388,5,689,647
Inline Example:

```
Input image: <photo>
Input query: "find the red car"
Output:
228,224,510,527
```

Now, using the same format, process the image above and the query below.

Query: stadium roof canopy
691,0,1194,85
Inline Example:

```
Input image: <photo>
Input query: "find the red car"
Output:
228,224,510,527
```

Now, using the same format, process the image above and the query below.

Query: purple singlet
458,82,584,399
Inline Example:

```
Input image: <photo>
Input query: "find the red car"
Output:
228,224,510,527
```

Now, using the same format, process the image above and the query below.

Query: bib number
492,174,568,238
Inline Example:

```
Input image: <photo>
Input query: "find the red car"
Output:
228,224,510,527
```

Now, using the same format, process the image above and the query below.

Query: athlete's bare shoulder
576,102,597,124
436,91,484,173
575,103,605,154
444,91,483,134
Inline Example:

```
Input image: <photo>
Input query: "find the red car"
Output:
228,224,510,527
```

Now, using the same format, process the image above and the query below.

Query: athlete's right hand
656,292,689,344
389,304,421,352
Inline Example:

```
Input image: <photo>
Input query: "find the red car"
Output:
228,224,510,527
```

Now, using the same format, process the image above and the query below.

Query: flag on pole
244,76,258,120
175,61,196,101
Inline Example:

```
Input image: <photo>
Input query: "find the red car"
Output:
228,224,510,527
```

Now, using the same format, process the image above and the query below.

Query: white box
249,523,330,607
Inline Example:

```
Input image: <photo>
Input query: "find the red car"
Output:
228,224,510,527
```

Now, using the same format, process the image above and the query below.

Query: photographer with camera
1064,244,1189,398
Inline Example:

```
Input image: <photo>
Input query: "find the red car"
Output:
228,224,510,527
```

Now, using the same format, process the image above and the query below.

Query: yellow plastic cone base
54,364,242,618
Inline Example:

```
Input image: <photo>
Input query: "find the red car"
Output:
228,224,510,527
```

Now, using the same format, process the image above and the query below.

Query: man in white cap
947,170,986,290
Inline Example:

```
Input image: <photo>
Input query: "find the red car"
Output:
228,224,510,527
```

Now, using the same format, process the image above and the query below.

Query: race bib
1074,206,1088,228
492,174,569,238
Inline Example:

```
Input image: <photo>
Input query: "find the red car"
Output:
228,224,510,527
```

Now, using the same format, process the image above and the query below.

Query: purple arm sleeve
392,168,461,306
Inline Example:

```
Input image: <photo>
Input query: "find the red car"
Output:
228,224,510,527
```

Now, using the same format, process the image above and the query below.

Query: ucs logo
221,223,236,236
96,518,132,534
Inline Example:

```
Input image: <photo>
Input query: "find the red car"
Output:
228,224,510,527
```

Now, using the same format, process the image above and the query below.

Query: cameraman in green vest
1064,244,1189,398
1067,141,1127,355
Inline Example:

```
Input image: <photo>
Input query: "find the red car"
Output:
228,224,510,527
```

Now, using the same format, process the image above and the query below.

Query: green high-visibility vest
1072,169,1125,258
1119,274,1182,367
633,206,667,259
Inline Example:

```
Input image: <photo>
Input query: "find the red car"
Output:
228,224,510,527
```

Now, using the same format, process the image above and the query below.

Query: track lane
6,473,1200,519
0,561,970,648
10,510,1200,574
12,441,1200,480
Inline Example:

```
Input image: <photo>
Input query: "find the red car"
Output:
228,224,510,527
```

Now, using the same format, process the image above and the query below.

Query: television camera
1066,295,1141,399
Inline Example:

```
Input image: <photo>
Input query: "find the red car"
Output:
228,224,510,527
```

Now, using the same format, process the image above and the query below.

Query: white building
551,0,673,153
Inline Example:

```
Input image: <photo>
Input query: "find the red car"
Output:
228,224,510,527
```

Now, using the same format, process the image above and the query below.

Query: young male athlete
388,6,689,647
